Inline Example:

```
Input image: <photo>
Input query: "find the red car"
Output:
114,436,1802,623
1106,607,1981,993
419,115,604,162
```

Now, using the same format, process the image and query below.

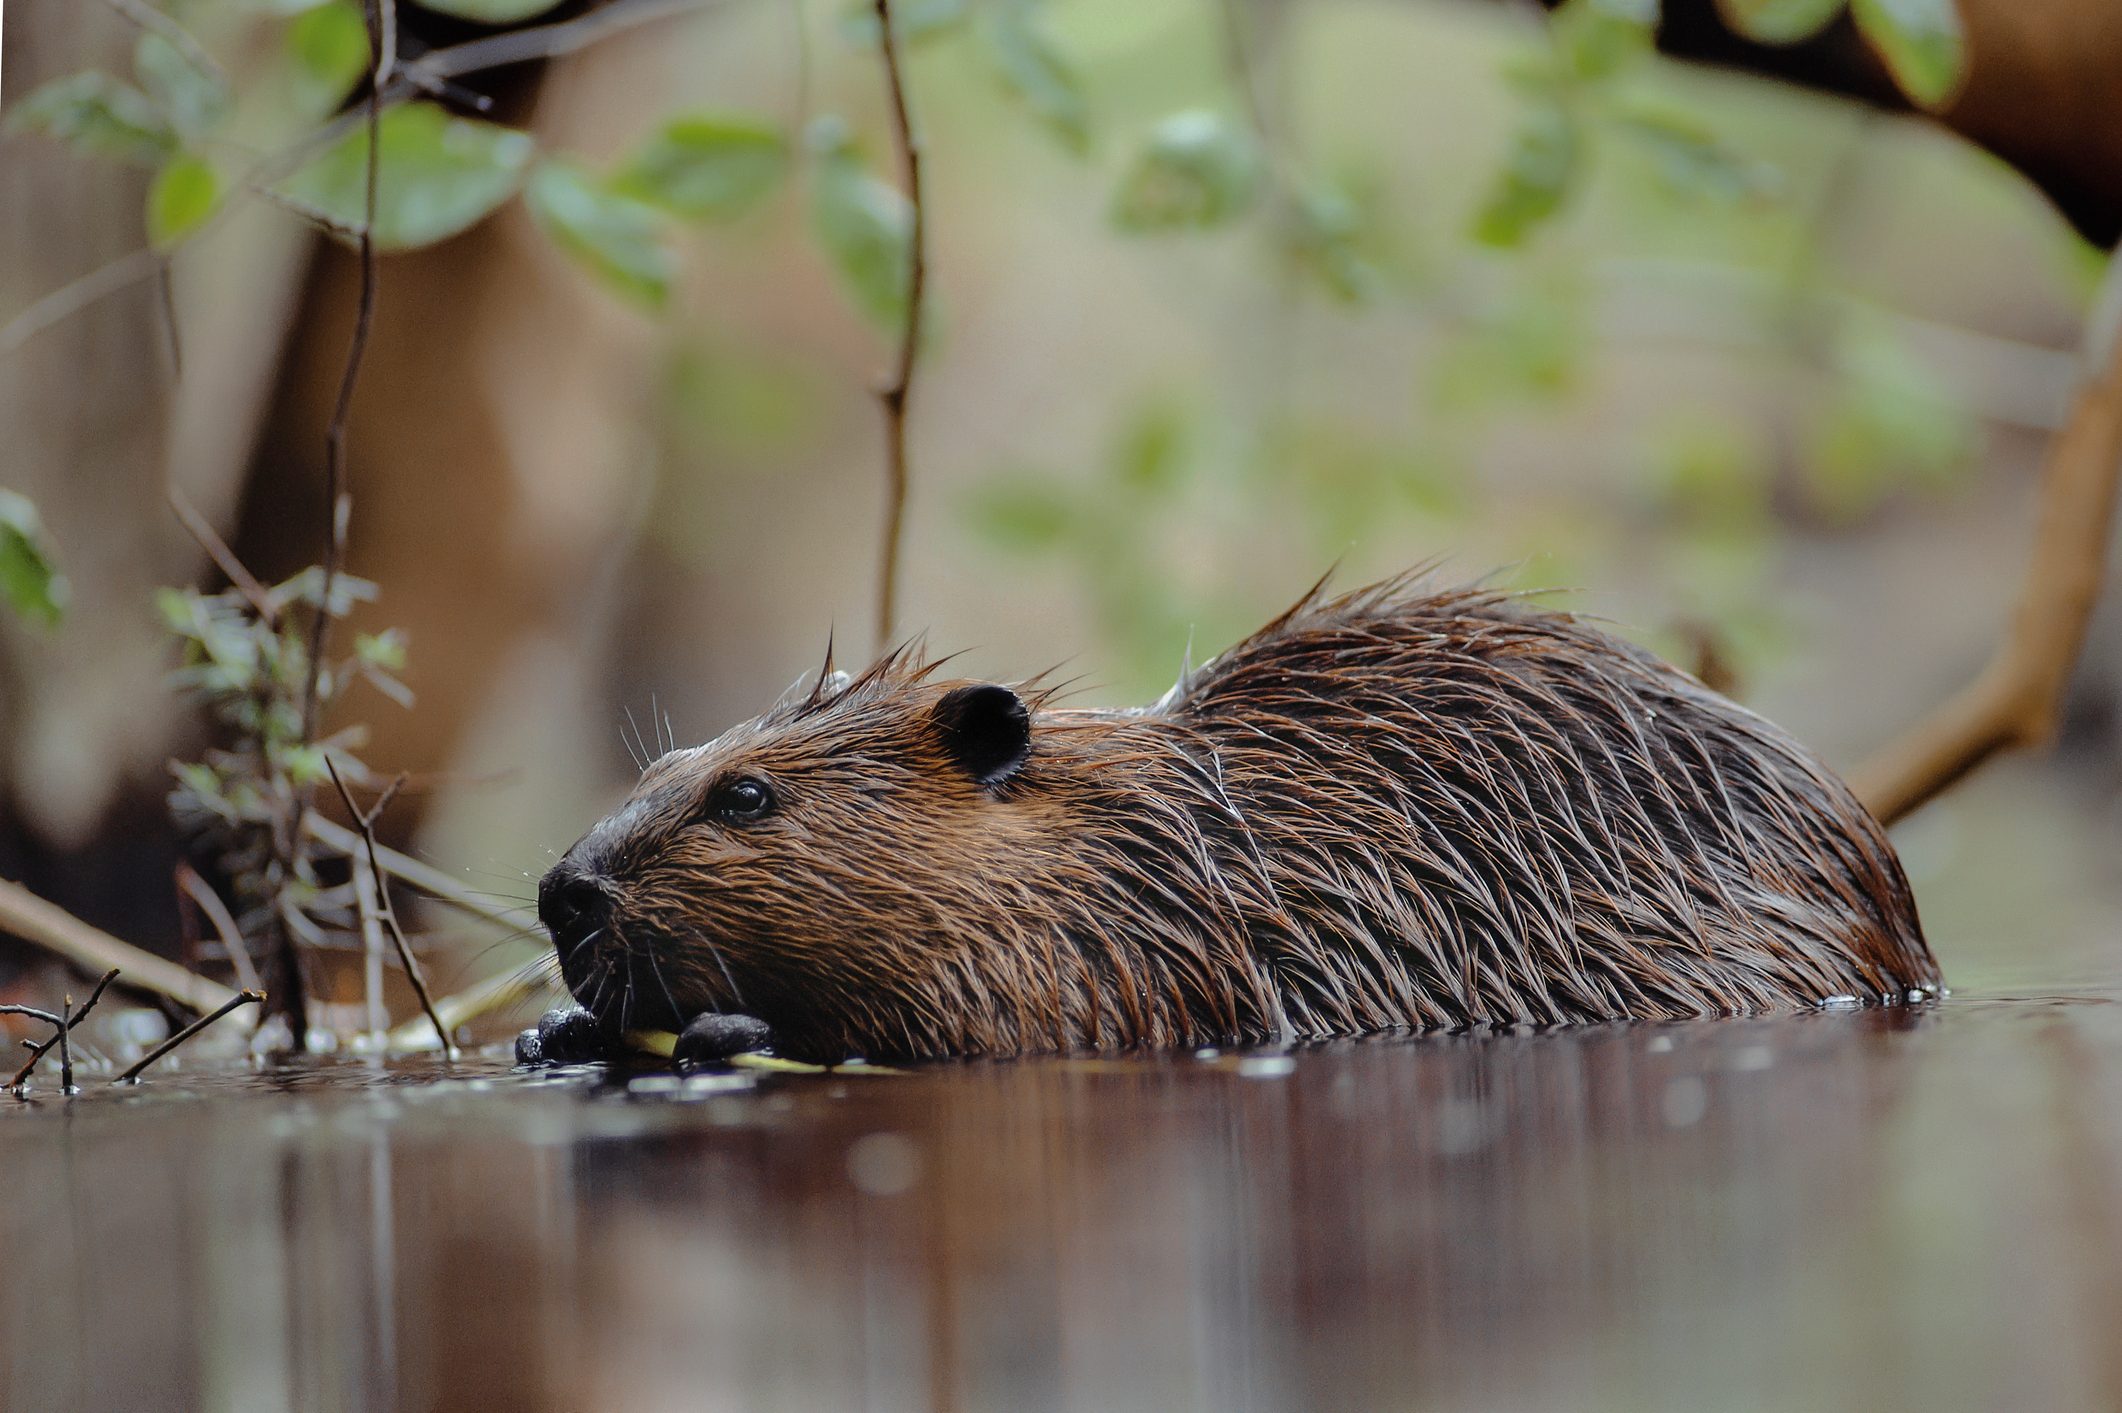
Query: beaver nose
538,864,613,954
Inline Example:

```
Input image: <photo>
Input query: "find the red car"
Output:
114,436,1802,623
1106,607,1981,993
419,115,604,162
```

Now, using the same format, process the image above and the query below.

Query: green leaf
612,114,786,220
277,102,533,251
1112,403,1188,493
1713,0,1847,43
1288,182,1381,305
808,117,914,331
1850,0,1965,109
405,0,570,20
0,491,68,629
964,474,1076,551
1613,103,1781,205
1111,111,1260,232
147,154,222,248
134,32,229,137
1552,0,1657,80
353,628,408,672
287,0,372,116
838,0,970,47
526,160,676,308
1472,100,1581,247
980,2,1090,156
3,72,175,165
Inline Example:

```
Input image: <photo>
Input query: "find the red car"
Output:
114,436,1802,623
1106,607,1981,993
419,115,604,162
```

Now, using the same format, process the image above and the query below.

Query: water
4,991,2121,1412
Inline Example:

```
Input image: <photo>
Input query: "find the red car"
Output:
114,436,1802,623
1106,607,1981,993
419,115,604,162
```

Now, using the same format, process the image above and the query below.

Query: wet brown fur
550,576,1939,1061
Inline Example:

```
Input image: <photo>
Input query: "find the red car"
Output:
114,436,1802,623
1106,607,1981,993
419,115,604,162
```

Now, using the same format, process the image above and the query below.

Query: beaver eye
711,776,775,824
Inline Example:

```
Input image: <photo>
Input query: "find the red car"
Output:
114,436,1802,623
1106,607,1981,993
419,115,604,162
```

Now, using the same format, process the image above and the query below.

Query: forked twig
328,763,456,1057
869,0,927,651
114,990,265,1083
8,969,121,1091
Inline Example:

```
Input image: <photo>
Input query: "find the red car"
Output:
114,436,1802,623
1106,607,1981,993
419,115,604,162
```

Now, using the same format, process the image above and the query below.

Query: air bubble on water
1236,1057,1294,1079
1818,994,1861,1010
1660,1076,1709,1128
1435,1100,1487,1155
1646,1035,1675,1054
847,1132,921,1196
1194,1048,1222,1062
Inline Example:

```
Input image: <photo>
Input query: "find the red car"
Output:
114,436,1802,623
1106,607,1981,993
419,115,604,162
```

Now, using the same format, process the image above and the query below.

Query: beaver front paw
515,1005,612,1067
672,1012,775,1067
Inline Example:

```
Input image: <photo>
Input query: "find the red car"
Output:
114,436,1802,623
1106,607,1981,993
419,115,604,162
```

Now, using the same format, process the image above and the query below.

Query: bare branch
870,0,928,651
1853,323,2122,824
174,863,262,993
114,990,265,1084
328,763,456,1058
0,878,241,1014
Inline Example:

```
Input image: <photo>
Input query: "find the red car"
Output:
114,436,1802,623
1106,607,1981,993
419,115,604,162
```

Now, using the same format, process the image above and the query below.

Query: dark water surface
5,991,2122,1412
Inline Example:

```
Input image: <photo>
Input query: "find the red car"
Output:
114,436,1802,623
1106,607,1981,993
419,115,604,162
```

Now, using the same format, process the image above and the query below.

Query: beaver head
537,656,1125,1060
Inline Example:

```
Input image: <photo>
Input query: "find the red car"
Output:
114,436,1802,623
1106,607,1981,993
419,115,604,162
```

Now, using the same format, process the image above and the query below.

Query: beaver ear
933,684,1031,786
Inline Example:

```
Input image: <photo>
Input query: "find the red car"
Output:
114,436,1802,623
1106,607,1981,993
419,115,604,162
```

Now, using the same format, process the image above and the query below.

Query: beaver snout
537,861,615,969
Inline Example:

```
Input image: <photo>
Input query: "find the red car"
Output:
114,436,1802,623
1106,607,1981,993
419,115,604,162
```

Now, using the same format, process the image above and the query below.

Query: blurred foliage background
0,0,2116,1035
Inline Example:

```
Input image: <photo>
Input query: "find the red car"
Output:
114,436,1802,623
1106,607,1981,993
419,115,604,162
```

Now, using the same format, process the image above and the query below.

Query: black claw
672,1012,775,1067
513,1027,545,1067
531,1005,609,1065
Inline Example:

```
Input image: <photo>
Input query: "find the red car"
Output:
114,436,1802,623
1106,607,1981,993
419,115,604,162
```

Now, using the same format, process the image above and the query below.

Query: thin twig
113,990,264,1083
58,995,75,1090
168,488,278,626
303,814,535,933
174,864,262,993
328,763,456,1057
869,0,927,651
298,0,387,748
1853,316,2122,823
348,830,390,1036
266,0,387,1041
9,969,121,1091
0,878,241,1014
384,962,551,1051
98,0,229,91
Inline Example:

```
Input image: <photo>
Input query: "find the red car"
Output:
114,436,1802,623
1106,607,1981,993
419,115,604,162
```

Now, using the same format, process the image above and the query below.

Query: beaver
528,576,1938,1064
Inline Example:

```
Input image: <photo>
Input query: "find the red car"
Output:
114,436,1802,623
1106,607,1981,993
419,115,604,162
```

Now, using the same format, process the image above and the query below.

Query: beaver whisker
642,944,684,1030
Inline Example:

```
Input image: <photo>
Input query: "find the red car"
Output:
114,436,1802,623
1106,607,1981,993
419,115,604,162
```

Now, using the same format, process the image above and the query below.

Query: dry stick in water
8,968,121,1091
0,879,241,1014
869,0,927,652
328,764,456,1057
115,991,265,1084
1853,321,2122,824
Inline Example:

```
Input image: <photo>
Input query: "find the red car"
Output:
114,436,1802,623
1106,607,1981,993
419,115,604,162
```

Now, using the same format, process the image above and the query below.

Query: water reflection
3,996,2119,1411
